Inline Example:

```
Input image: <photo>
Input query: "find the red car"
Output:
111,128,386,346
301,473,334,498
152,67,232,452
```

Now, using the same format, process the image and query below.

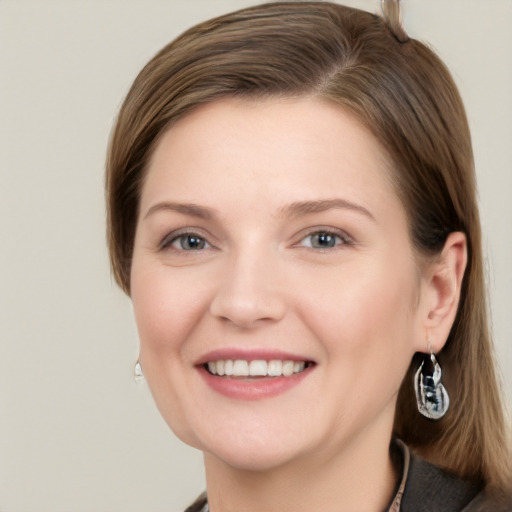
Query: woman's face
131,98,428,471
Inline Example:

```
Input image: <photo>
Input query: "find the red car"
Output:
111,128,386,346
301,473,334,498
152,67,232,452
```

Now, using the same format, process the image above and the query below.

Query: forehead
141,97,398,212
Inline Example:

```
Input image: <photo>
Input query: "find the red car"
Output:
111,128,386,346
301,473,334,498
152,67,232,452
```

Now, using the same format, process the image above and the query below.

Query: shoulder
462,490,512,512
401,449,479,511
401,447,511,512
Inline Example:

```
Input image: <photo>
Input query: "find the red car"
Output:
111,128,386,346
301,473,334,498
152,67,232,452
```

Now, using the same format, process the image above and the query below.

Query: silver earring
134,360,144,382
414,350,449,420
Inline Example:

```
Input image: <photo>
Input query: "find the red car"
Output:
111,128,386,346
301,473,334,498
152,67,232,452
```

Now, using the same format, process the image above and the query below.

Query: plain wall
1,1,511,511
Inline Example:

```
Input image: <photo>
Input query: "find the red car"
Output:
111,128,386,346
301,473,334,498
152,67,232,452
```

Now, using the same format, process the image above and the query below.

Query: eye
162,233,211,251
299,230,350,249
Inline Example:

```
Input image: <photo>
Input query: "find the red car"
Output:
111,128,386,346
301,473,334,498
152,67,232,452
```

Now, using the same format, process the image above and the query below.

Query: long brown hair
106,1,511,495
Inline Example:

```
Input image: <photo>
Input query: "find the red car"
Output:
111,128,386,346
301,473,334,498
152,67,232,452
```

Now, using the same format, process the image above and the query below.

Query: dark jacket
398,447,511,511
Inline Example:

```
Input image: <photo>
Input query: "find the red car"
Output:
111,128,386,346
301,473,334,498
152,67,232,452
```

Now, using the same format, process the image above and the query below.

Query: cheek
131,265,207,355
298,253,418,359
130,264,209,446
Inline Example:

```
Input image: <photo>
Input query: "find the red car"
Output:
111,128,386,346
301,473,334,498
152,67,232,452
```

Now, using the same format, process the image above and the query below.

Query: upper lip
195,348,315,366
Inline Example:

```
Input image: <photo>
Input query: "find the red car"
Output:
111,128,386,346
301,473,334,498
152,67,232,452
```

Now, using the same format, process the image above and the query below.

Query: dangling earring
414,346,449,420
134,359,144,383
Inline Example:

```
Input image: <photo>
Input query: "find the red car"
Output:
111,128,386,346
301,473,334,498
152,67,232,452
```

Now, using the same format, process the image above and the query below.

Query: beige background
1,1,510,511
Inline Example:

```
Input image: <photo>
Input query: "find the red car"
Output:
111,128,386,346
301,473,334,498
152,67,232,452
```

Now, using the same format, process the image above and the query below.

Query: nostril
208,256,287,327
210,295,286,328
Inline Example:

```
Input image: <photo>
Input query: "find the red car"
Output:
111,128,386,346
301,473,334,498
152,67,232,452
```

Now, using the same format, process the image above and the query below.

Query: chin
204,442,304,472
182,420,320,473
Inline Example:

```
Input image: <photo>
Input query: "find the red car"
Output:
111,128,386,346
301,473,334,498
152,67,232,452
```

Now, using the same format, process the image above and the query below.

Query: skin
130,98,467,512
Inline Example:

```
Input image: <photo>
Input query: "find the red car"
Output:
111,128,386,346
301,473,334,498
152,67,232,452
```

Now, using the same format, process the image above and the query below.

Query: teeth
224,359,234,376
232,360,249,377
293,361,306,373
249,360,267,376
282,360,294,376
206,359,309,377
267,360,282,376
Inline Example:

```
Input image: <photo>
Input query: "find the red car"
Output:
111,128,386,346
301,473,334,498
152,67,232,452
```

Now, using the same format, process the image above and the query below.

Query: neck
203,428,398,512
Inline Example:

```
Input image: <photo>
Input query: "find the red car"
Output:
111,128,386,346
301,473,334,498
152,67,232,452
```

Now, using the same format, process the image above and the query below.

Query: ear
415,232,468,353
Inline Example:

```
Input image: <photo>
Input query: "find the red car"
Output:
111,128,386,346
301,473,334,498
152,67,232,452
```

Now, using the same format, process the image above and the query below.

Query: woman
106,1,511,510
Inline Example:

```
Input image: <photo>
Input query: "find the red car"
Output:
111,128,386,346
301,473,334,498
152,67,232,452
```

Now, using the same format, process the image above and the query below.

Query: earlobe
420,231,467,352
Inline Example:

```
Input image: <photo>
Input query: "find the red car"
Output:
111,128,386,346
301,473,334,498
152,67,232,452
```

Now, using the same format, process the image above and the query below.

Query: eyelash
160,230,213,252
296,229,353,250
159,228,353,253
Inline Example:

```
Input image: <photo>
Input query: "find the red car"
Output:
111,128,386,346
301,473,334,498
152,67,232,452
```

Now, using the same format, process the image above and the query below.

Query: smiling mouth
204,359,313,378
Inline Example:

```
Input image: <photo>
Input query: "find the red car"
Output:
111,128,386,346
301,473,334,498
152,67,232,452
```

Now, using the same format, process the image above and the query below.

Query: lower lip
198,365,313,401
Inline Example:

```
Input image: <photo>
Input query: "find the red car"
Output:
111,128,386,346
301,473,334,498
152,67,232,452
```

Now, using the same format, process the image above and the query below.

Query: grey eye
299,231,346,249
309,232,338,248
172,235,208,250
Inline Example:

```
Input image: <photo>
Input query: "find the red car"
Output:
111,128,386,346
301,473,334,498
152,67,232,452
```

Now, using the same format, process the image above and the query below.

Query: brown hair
106,1,511,496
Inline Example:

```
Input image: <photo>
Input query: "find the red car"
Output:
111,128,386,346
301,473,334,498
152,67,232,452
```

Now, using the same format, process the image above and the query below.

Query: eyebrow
143,201,215,220
143,198,374,222
279,199,375,221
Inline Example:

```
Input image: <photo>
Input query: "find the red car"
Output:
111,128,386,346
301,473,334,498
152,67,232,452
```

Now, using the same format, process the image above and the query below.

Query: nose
209,248,287,329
